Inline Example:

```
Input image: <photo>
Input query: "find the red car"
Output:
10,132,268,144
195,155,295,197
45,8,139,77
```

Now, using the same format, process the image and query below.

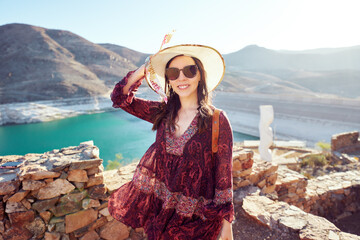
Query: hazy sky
1,0,359,54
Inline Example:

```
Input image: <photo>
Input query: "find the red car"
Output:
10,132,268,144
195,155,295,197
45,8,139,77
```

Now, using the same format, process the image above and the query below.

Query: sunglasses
165,65,198,80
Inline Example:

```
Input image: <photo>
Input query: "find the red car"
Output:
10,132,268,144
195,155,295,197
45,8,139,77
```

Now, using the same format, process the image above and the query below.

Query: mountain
1,23,359,104
99,43,149,67
0,23,137,104
224,44,360,71
222,45,360,98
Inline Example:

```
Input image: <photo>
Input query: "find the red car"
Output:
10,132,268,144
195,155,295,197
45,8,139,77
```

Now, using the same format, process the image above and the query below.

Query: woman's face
167,56,200,101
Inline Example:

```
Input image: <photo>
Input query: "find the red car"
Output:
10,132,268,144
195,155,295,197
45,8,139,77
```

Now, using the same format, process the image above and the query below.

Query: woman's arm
220,218,233,240
122,64,145,95
110,65,161,124
215,111,235,240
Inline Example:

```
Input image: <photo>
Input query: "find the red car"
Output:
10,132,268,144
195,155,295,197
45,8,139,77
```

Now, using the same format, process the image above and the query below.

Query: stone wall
331,131,360,152
242,195,360,240
1,142,360,240
232,148,278,195
0,141,136,240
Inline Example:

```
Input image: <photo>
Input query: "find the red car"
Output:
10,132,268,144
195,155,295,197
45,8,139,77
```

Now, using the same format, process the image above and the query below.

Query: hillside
1,23,359,104
223,45,360,98
0,23,137,104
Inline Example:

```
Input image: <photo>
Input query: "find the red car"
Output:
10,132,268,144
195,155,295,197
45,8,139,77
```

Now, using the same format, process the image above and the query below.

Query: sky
1,0,360,54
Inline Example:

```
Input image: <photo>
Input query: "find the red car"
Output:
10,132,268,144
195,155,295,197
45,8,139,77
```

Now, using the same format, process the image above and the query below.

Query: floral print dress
108,71,235,240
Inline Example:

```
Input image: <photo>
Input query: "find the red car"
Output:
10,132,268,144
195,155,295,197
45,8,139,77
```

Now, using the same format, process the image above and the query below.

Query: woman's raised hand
122,64,146,95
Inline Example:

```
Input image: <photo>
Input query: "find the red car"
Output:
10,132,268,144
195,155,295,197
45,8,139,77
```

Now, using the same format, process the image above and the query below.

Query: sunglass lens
183,65,197,78
165,68,180,80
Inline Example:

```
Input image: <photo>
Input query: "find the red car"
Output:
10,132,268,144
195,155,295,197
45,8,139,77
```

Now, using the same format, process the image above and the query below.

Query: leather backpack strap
212,108,221,154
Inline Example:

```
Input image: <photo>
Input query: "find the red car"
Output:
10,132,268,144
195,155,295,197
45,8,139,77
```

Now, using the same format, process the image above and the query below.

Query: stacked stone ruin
0,141,133,240
1,132,360,239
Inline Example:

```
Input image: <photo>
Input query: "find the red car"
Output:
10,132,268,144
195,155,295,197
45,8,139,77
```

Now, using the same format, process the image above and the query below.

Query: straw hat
145,44,225,95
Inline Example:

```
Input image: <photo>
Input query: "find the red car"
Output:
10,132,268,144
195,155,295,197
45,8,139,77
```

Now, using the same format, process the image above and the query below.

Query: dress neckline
172,111,199,139
165,112,200,156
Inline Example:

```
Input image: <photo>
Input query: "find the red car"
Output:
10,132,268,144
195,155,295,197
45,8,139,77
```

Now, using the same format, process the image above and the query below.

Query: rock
87,165,103,175
233,160,242,171
99,208,110,217
39,211,52,224
51,201,82,217
5,202,27,213
99,220,130,240
7,190,29,203
72,224,91,238
24,217,46,239
0,177,20,195
0,202,4,220
21,199,31,210
85,174,104,188
82,147,100,159
36,179,75,200
59,172,68,179
29,171,61,180
79,141,94,147
242,196,274,227
8,210,35,225
69,159,102,171
278,216,307,230
44,232,61,240
32,197,59,213
79,230,100,240
3,226,33,240
299,213,340,240
339,232,360,240
55,222,65,233
82,199,100,209
88,216,108,231
49,216,64,225
22,179,46,191
65,209,98,233
88,184,107,200
233,178,251,189
261,184,276,194
44,178,53,183
59,190,88,204
67,170,88,182
61,234,71,240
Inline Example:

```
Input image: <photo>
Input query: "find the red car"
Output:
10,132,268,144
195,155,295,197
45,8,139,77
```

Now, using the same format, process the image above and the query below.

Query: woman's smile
177,84,190,90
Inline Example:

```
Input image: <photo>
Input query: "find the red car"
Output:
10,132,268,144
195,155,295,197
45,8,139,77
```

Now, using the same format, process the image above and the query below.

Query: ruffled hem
109,166,234,228
108,180,158,229
108,180,224,240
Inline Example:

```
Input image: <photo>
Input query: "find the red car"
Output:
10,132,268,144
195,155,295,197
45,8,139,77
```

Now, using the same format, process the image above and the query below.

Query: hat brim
145,44,225,93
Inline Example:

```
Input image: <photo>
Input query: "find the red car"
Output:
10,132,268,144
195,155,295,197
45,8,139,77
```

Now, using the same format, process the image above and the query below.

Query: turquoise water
0,111,258,167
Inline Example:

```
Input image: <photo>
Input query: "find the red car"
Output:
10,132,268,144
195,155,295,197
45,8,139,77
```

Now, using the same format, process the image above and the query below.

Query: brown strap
212,109,220,154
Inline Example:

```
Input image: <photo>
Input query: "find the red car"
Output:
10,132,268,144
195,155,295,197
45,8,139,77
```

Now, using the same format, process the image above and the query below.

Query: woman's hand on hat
134,64,146,80
122,64,146,95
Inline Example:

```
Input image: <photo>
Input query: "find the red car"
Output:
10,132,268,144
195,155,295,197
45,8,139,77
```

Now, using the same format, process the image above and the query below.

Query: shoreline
0,96,115,126
1,90,360,148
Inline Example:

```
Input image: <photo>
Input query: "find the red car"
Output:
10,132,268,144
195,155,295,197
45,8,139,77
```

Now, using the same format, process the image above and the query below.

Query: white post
259,105,274,162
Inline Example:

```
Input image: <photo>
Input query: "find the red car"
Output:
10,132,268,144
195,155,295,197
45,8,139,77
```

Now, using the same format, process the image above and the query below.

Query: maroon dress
108,71,235,240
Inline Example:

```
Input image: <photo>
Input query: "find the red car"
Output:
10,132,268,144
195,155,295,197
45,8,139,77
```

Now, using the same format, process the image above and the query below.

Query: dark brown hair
151,55,213,133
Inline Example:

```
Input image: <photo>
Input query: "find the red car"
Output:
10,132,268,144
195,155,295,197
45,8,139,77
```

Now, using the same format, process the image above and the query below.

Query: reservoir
0,111,258,168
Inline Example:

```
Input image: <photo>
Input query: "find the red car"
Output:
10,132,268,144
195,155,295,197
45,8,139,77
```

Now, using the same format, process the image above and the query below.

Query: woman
108,44,234,240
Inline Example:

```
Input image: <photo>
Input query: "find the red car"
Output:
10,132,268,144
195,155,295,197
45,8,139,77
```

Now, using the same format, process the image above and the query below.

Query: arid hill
1,23,359,104
0,23,137,104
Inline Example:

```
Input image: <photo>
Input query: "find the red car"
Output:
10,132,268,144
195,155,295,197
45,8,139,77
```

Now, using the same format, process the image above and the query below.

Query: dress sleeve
213,111,235,223
110,71,161,124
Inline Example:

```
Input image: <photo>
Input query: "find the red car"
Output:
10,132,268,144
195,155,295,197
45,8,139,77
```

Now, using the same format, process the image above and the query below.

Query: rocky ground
232,204,300,240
